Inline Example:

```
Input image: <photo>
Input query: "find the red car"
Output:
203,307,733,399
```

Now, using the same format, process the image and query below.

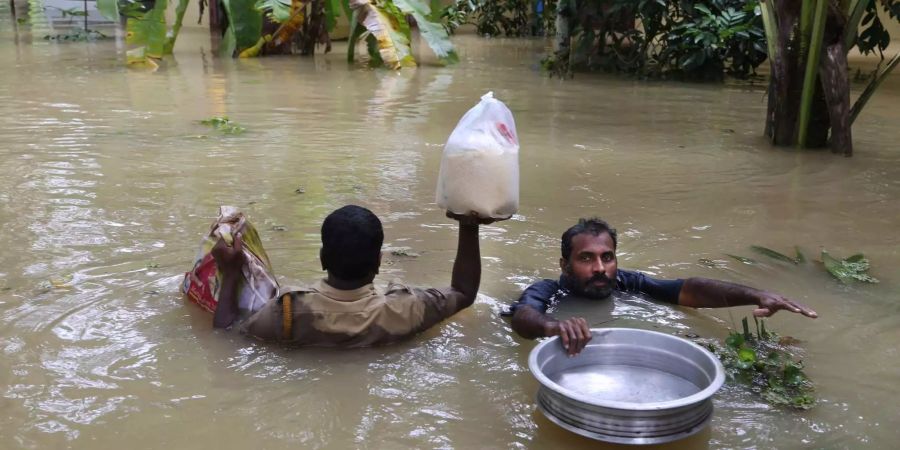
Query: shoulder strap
281,293,293,341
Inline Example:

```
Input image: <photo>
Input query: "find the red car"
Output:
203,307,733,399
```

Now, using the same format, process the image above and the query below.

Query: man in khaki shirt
211,205,501,347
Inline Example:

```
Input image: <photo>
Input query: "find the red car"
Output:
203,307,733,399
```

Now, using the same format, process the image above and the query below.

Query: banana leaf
97,0,119,21
324,0,345,31
350,0,416,69
797,0,827,148
255,0,292,22
348,8,363,63
221,0,264,57
393,0,459,64
239,1,305,57
126,47,159,69
164,0,191,54
126,0,168,61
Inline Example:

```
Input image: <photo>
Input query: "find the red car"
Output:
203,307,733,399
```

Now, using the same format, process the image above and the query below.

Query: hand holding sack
182,206,277,318
436,92,519,218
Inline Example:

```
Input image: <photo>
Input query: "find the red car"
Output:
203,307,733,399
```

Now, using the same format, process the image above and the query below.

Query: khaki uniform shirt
239,279,458,347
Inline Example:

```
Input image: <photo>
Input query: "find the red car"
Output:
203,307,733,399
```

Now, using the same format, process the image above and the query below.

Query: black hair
321,205,384,280
561,218,617,260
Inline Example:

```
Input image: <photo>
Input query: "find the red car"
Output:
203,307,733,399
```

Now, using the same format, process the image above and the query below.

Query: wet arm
448,222,481,311
212,269,241,328
211,234,246,328
511,305,556,339
678,277,817,318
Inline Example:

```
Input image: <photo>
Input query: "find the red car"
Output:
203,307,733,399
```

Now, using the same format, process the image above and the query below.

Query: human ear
320,248,327,271
559,257,569,274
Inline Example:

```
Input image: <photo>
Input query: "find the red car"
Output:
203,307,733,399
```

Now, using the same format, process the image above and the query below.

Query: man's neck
325,274,374,291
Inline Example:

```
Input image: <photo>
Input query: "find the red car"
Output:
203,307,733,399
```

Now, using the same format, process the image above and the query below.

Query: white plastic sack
436,92,519,218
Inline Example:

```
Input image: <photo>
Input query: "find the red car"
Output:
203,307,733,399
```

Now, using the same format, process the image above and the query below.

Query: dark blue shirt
506,270,685,315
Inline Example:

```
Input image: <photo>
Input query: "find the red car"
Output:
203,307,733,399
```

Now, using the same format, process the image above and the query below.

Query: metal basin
528,328,725,445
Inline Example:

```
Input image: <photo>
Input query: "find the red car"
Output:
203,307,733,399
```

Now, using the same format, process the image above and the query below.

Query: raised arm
444,213,504,313
678,277,818,318
211,233,246,328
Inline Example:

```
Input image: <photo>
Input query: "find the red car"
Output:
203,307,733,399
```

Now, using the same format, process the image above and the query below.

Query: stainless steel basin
528,328,725,445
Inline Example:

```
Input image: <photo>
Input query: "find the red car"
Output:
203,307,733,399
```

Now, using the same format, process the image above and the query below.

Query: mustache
586,273,610,285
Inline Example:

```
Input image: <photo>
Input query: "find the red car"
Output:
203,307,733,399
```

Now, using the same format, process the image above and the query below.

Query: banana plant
348,0,457,68
97,0,191,67
760,0,900,156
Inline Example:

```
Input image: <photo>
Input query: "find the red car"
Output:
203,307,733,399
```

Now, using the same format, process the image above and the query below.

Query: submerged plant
703,317,816,410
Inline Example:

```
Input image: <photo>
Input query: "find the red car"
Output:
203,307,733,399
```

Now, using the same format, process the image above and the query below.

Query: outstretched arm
678,277,818,318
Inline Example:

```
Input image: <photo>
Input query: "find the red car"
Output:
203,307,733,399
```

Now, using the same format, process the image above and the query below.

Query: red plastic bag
182,206,278,316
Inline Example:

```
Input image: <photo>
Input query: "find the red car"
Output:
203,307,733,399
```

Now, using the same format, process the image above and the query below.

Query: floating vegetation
725,254,756,265
44,29,109,42
390,249,419,258
750,245,802,265
702,317,816,410
724,245,877,284
199,117,246,135
821,251,879,284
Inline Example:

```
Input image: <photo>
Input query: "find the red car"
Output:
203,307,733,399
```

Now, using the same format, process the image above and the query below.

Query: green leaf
726,254,757,265
738,347,757,363
349,0,416,69
751,245,799,264
725,332,744,349
255,0,292,22
126,0,169,59
797,0,828,148
200,116,246,134
164,0,192,54
97,0,119,21
393,0,459,64
822,250,879,284
221,0,264,56
324,0,344,31
794,246,806,264
221,25,237,58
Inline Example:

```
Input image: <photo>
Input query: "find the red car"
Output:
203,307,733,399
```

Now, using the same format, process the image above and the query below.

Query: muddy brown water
2,11,900,449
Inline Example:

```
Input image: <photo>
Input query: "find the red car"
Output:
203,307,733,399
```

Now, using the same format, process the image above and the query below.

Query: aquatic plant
724,245,878,284
703,317,816,410
200,116,247,134
821,250,879,284
732,245,878,284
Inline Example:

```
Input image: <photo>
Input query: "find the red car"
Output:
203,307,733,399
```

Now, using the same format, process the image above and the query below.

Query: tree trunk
765,0,846,152
820,42,852,156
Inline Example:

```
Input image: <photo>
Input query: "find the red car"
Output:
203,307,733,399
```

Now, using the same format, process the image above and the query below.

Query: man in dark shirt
509,218,818,356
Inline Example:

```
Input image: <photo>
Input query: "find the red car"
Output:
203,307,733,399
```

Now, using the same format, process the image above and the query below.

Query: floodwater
2,7,900,450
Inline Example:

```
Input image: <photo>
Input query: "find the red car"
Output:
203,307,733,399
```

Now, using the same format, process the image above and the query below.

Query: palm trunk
819,41,852,155
765,0,842,151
